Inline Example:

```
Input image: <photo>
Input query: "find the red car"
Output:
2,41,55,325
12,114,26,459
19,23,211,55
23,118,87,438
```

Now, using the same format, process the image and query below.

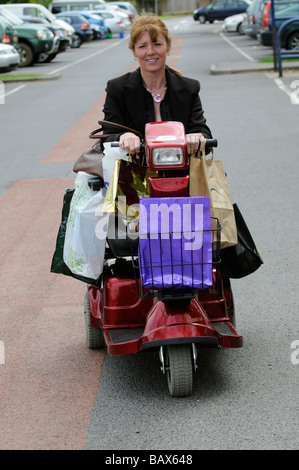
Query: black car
56,12,93,48
194,0,250,23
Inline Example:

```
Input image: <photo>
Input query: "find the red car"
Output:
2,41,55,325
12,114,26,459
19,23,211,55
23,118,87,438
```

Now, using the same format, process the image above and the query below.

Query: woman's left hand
186,133,206,155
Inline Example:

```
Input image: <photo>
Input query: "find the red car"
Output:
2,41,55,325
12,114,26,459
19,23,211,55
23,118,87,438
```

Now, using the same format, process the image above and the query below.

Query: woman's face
133,31,170,75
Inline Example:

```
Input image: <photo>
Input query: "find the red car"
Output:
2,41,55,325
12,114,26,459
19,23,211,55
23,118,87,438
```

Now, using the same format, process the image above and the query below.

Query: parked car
193,0,251,23
69,11,108,38
0,8,54,67
223,12,246,32
19,16,61,62
106,2,137,22
259,1,299,49
93,3,131,27
49,0,106,13
244,0,265,38
93,10,127,35
2,3,74,50
0,14,18,47
0,43,20,72
56,12,93,47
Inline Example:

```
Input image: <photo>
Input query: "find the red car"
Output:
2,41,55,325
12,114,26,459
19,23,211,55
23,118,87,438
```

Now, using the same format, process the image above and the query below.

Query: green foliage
0,0,51,6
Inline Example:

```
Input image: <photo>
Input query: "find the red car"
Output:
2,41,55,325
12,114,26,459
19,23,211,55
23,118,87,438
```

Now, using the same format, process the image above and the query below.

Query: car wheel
199,15,206,24
38,52,50,63
237,23,244,34
18,42,34,67
287,31,299,50
71,33,82,48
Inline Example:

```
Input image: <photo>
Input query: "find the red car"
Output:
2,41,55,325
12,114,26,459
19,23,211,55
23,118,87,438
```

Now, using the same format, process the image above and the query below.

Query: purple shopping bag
138,197,213,290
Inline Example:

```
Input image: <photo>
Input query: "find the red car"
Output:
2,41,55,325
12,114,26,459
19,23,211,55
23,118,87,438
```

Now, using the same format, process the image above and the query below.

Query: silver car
0,43,20,71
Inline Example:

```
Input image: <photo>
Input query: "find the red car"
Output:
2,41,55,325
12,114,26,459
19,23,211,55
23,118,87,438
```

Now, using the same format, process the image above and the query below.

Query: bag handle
89,120,142,140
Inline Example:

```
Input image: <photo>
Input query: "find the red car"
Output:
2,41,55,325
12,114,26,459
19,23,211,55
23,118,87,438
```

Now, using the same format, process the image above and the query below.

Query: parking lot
1,11,299,451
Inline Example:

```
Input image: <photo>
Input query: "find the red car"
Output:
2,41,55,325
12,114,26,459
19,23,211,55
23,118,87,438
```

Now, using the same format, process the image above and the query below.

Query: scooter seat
107,214,139,258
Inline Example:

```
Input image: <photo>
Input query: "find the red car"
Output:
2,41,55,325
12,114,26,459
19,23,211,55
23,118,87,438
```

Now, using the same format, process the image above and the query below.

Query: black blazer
101,67,212,142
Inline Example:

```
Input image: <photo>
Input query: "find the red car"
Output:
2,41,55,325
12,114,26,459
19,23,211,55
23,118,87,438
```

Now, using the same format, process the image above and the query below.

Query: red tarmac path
0,40,182,450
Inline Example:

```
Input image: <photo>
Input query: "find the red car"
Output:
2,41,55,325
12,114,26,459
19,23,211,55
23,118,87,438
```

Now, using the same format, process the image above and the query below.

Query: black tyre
165,344,193,397
71,33,82,48
84,290,105,349
19,43,34,67
286,31,299,50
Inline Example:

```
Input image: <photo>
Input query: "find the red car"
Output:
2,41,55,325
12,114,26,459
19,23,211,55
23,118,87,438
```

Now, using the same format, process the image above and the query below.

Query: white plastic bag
102,142,129,189
63,172,108,280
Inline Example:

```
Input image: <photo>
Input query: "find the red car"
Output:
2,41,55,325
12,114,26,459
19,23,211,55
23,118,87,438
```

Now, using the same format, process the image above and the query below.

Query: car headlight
37,29,53,40
152,147,184,167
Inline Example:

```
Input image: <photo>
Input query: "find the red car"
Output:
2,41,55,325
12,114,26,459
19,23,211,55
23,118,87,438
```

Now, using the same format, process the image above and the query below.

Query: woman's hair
128,14,172,50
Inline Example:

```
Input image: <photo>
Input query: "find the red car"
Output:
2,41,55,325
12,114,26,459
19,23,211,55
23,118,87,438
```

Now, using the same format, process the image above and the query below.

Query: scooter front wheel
165,344,193,397
84,291,105,349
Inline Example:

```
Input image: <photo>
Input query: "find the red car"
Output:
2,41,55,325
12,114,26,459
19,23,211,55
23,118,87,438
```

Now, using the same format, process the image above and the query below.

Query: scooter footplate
212,322,243,348
213,323,235,335
108,328,144,344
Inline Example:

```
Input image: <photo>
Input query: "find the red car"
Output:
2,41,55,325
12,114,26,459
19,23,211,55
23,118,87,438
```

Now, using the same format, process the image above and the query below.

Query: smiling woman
94,14,213,171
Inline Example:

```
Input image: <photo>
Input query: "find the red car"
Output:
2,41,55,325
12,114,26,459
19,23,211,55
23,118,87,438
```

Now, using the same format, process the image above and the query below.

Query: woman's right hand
119,132,141,155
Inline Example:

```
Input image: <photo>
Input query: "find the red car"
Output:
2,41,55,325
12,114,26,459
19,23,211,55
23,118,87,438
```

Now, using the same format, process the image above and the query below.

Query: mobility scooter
84,121,243,397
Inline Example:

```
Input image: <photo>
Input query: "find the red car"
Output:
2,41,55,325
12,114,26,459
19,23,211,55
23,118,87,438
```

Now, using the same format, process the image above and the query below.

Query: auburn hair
128,14,172,50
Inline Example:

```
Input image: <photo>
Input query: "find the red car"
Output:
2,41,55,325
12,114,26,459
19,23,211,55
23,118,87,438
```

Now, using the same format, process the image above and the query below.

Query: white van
2,3,75,45
49,0,106,13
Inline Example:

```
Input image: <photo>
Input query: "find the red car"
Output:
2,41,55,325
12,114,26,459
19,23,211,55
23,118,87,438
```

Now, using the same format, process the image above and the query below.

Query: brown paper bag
189,152,237,249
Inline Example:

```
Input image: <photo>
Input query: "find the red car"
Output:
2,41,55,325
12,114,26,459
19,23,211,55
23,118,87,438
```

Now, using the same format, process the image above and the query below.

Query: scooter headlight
152,147,184,167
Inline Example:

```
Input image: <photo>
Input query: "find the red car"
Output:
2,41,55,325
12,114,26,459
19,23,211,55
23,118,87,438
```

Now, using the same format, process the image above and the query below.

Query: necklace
144,79,167,103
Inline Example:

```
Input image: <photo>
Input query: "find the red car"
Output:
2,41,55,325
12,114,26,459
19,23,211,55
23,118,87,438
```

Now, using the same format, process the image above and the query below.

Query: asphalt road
0,16,298,451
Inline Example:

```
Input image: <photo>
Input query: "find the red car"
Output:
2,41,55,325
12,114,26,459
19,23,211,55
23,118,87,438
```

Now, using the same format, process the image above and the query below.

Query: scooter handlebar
205,139,218,148
111,139,218,150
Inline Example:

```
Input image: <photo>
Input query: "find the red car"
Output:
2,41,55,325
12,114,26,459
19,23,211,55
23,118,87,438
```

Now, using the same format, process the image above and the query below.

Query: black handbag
220,203,263,279
50,189,101,286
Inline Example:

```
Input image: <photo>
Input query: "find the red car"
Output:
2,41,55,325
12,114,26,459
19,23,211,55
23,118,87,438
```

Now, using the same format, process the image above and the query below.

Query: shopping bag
102,142,130,190
138,196,213,290
63,172,108,280
220,203,263,278
189,152,238,249
102,159,157,217
50,189,101,285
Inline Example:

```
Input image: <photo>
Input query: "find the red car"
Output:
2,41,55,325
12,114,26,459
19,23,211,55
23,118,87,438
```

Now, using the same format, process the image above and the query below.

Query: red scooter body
84,121,243,397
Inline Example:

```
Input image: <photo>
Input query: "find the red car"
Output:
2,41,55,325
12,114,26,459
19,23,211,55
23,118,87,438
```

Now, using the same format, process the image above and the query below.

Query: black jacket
101,67,212,141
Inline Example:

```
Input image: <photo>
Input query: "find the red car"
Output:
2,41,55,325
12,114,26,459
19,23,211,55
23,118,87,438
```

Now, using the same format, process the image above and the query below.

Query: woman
101,14,212,156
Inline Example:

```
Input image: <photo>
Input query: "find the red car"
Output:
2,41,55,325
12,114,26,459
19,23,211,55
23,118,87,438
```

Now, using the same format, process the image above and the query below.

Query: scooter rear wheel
165,345,193,397
84,291,105,349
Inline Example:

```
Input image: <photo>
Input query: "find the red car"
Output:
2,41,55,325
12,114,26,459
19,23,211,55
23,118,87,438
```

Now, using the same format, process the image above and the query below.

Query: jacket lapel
122,67,191,133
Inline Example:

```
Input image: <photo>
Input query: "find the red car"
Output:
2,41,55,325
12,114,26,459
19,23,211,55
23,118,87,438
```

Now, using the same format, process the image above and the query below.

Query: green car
0,8,54,67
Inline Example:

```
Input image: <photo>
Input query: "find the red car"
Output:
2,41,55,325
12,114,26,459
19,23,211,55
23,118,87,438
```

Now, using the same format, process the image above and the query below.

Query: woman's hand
186,133,206,155
119,132,141,155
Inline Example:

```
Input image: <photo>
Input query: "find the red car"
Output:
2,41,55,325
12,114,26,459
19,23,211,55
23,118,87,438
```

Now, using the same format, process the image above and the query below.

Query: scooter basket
133,198,221,294
132,218,221,295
